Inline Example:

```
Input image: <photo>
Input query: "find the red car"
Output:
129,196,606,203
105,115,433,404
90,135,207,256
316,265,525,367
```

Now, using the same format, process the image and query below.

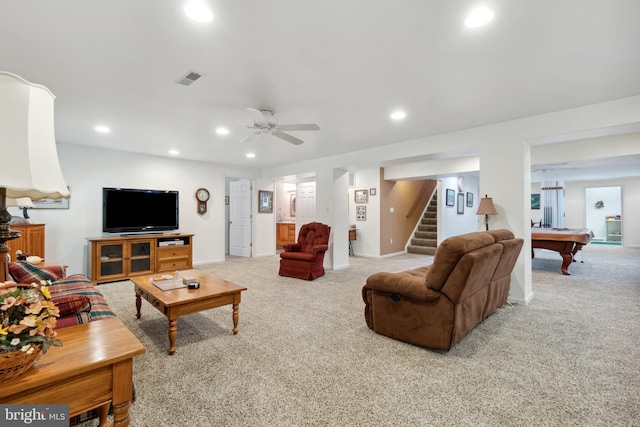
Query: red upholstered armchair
279,222,331,280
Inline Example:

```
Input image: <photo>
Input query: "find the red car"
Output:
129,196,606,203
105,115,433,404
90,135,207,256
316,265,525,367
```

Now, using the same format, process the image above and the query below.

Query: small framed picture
369,188,377,196
355,189,368,204
225,196,229,205
466,192,473,208
446,189,455,206
531,193,540,209
258,190,273,213
356,205,366,221
457,193,465,214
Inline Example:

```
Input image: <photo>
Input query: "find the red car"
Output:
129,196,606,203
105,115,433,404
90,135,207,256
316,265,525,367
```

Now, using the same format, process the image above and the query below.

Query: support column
479,139,533,304
313,167,350,271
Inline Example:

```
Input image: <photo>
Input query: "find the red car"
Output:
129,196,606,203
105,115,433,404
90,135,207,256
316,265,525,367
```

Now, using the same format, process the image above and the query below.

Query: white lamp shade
0,72,70,200
6,197,34,208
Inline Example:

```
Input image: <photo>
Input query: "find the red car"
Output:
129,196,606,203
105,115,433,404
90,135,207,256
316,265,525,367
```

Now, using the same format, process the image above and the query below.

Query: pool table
531,227,594,275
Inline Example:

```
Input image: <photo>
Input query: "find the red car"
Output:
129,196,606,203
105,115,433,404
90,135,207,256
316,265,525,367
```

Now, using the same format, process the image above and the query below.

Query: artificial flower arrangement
0,280,62,356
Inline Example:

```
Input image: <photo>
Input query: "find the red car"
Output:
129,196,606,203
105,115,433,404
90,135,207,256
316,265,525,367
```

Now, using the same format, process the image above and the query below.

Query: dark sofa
362,230,523,351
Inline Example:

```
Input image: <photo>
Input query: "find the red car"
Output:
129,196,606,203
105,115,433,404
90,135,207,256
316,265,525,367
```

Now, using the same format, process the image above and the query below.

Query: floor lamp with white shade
0,71,70,281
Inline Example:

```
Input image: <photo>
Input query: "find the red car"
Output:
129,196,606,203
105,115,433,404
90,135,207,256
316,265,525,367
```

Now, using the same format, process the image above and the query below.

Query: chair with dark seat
279,222,331,280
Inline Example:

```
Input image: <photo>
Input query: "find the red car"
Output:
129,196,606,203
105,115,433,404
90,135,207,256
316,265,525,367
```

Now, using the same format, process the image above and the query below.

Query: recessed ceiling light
246,153,256,159
216,127,229,135
169,150,180,155
465,7,494,28
94,125,110,133
184,0,213,23
390,111,406,120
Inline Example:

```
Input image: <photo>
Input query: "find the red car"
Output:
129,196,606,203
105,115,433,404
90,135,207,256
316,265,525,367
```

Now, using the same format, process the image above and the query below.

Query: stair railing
406,180,434,218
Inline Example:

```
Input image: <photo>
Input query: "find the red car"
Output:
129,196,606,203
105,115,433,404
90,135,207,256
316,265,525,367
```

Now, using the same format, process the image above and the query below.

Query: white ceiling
2,1,640,173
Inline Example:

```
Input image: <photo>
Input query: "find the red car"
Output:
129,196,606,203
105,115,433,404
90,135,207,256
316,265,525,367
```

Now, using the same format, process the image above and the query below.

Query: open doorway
585,186,622,245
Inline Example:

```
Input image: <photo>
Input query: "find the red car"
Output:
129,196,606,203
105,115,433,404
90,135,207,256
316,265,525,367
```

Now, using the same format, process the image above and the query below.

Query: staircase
407,192,438,255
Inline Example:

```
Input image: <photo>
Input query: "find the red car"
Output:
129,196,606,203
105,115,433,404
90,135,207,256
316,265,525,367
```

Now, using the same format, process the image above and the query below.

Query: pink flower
1,296,19,310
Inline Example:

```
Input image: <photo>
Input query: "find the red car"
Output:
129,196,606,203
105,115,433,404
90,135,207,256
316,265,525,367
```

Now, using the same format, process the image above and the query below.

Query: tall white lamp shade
0,71,70,280
1,72,70,199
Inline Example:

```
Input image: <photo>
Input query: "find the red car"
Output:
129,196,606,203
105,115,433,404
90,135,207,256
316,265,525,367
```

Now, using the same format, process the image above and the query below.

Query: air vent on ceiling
177,71,203,86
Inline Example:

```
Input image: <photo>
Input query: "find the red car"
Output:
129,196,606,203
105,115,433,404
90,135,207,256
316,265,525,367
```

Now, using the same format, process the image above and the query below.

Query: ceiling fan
239,108,319,145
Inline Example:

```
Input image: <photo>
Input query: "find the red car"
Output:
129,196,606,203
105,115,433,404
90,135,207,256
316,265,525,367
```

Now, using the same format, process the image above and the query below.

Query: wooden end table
0,317,146,427
133,269,247,355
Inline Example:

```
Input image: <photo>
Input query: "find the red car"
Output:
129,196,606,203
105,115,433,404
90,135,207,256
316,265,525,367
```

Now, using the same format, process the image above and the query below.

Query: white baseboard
508,290,534,305
353,251,408,259
193,259,224,266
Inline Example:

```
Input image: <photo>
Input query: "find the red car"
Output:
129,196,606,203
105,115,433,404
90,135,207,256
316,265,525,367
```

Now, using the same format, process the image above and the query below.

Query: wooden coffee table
133,269,247,355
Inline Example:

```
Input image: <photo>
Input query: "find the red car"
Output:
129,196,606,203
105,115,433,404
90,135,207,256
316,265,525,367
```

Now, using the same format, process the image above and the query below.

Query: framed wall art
457,193,465,214
258,190,273,213
446,189,455,206
290,194,296,217
32,187,71,209
466,192,473,208
531,193,540,209
356,205,366,221
369,188,377,196
354,189,368,203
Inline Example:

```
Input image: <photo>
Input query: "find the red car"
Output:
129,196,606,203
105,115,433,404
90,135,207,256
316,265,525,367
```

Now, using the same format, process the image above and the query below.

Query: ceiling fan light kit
239,108,319,145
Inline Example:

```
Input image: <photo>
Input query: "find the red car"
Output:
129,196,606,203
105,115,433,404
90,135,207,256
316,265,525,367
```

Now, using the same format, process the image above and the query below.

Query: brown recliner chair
279,222,331,280
362,230,523,350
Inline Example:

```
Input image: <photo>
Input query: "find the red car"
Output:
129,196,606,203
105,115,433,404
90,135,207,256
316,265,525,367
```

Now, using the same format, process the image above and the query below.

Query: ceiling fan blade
276,124,320,131
272,131,304,145
246,108,269,124
239,132,259,144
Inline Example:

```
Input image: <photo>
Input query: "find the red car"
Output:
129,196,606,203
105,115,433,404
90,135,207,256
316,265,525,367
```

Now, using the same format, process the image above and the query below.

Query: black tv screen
103,187,179,234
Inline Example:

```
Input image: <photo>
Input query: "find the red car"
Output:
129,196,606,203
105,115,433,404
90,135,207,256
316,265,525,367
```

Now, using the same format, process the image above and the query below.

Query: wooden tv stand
87,233,193,284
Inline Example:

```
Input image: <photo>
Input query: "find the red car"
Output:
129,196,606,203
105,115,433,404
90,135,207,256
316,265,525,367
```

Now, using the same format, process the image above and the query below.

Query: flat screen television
102,187,179,234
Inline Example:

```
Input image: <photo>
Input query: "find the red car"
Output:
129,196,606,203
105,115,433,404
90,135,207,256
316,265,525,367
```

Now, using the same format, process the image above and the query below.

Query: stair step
418,224,437,232
426,206,437,212
407,246,437,255
421,218,437,225
424,211,436,218
411,238,437,247
415,231,437,239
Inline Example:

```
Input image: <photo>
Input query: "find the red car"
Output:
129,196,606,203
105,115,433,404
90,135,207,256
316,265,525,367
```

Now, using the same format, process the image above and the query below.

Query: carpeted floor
80,244,640,426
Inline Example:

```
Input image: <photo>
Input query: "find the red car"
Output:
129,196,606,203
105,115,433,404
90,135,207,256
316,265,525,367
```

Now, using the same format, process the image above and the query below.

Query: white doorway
229,179,252,257
585,186,622,244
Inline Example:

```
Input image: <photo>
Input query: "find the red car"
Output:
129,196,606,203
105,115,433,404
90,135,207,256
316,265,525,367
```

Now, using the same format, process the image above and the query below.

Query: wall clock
195,188,210,214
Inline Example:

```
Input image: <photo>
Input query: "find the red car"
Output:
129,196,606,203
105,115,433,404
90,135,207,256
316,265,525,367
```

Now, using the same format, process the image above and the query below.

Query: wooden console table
0,317,145,427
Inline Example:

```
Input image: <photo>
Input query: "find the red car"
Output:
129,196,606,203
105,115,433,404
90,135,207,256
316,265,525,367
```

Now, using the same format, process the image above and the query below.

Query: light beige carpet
80,244,640,426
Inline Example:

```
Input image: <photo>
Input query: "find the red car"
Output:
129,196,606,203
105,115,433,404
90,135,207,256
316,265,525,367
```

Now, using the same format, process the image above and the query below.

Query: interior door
296,182,316,229
229,179,252,257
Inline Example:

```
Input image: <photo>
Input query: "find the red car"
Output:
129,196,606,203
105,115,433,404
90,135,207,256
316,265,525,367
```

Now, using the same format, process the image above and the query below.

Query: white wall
439,176,479,240
253,179,275,257
23,144,257,275
584,187,621,240
348,168,380,257
275,182,295,221
565,176,640,247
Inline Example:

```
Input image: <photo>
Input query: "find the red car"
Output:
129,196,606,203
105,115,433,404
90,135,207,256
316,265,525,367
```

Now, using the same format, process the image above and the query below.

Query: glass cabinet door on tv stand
94,238,154,282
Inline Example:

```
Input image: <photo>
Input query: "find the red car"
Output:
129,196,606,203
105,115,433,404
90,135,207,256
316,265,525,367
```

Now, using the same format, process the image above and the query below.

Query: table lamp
0,72,70,280
476,194,497,231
